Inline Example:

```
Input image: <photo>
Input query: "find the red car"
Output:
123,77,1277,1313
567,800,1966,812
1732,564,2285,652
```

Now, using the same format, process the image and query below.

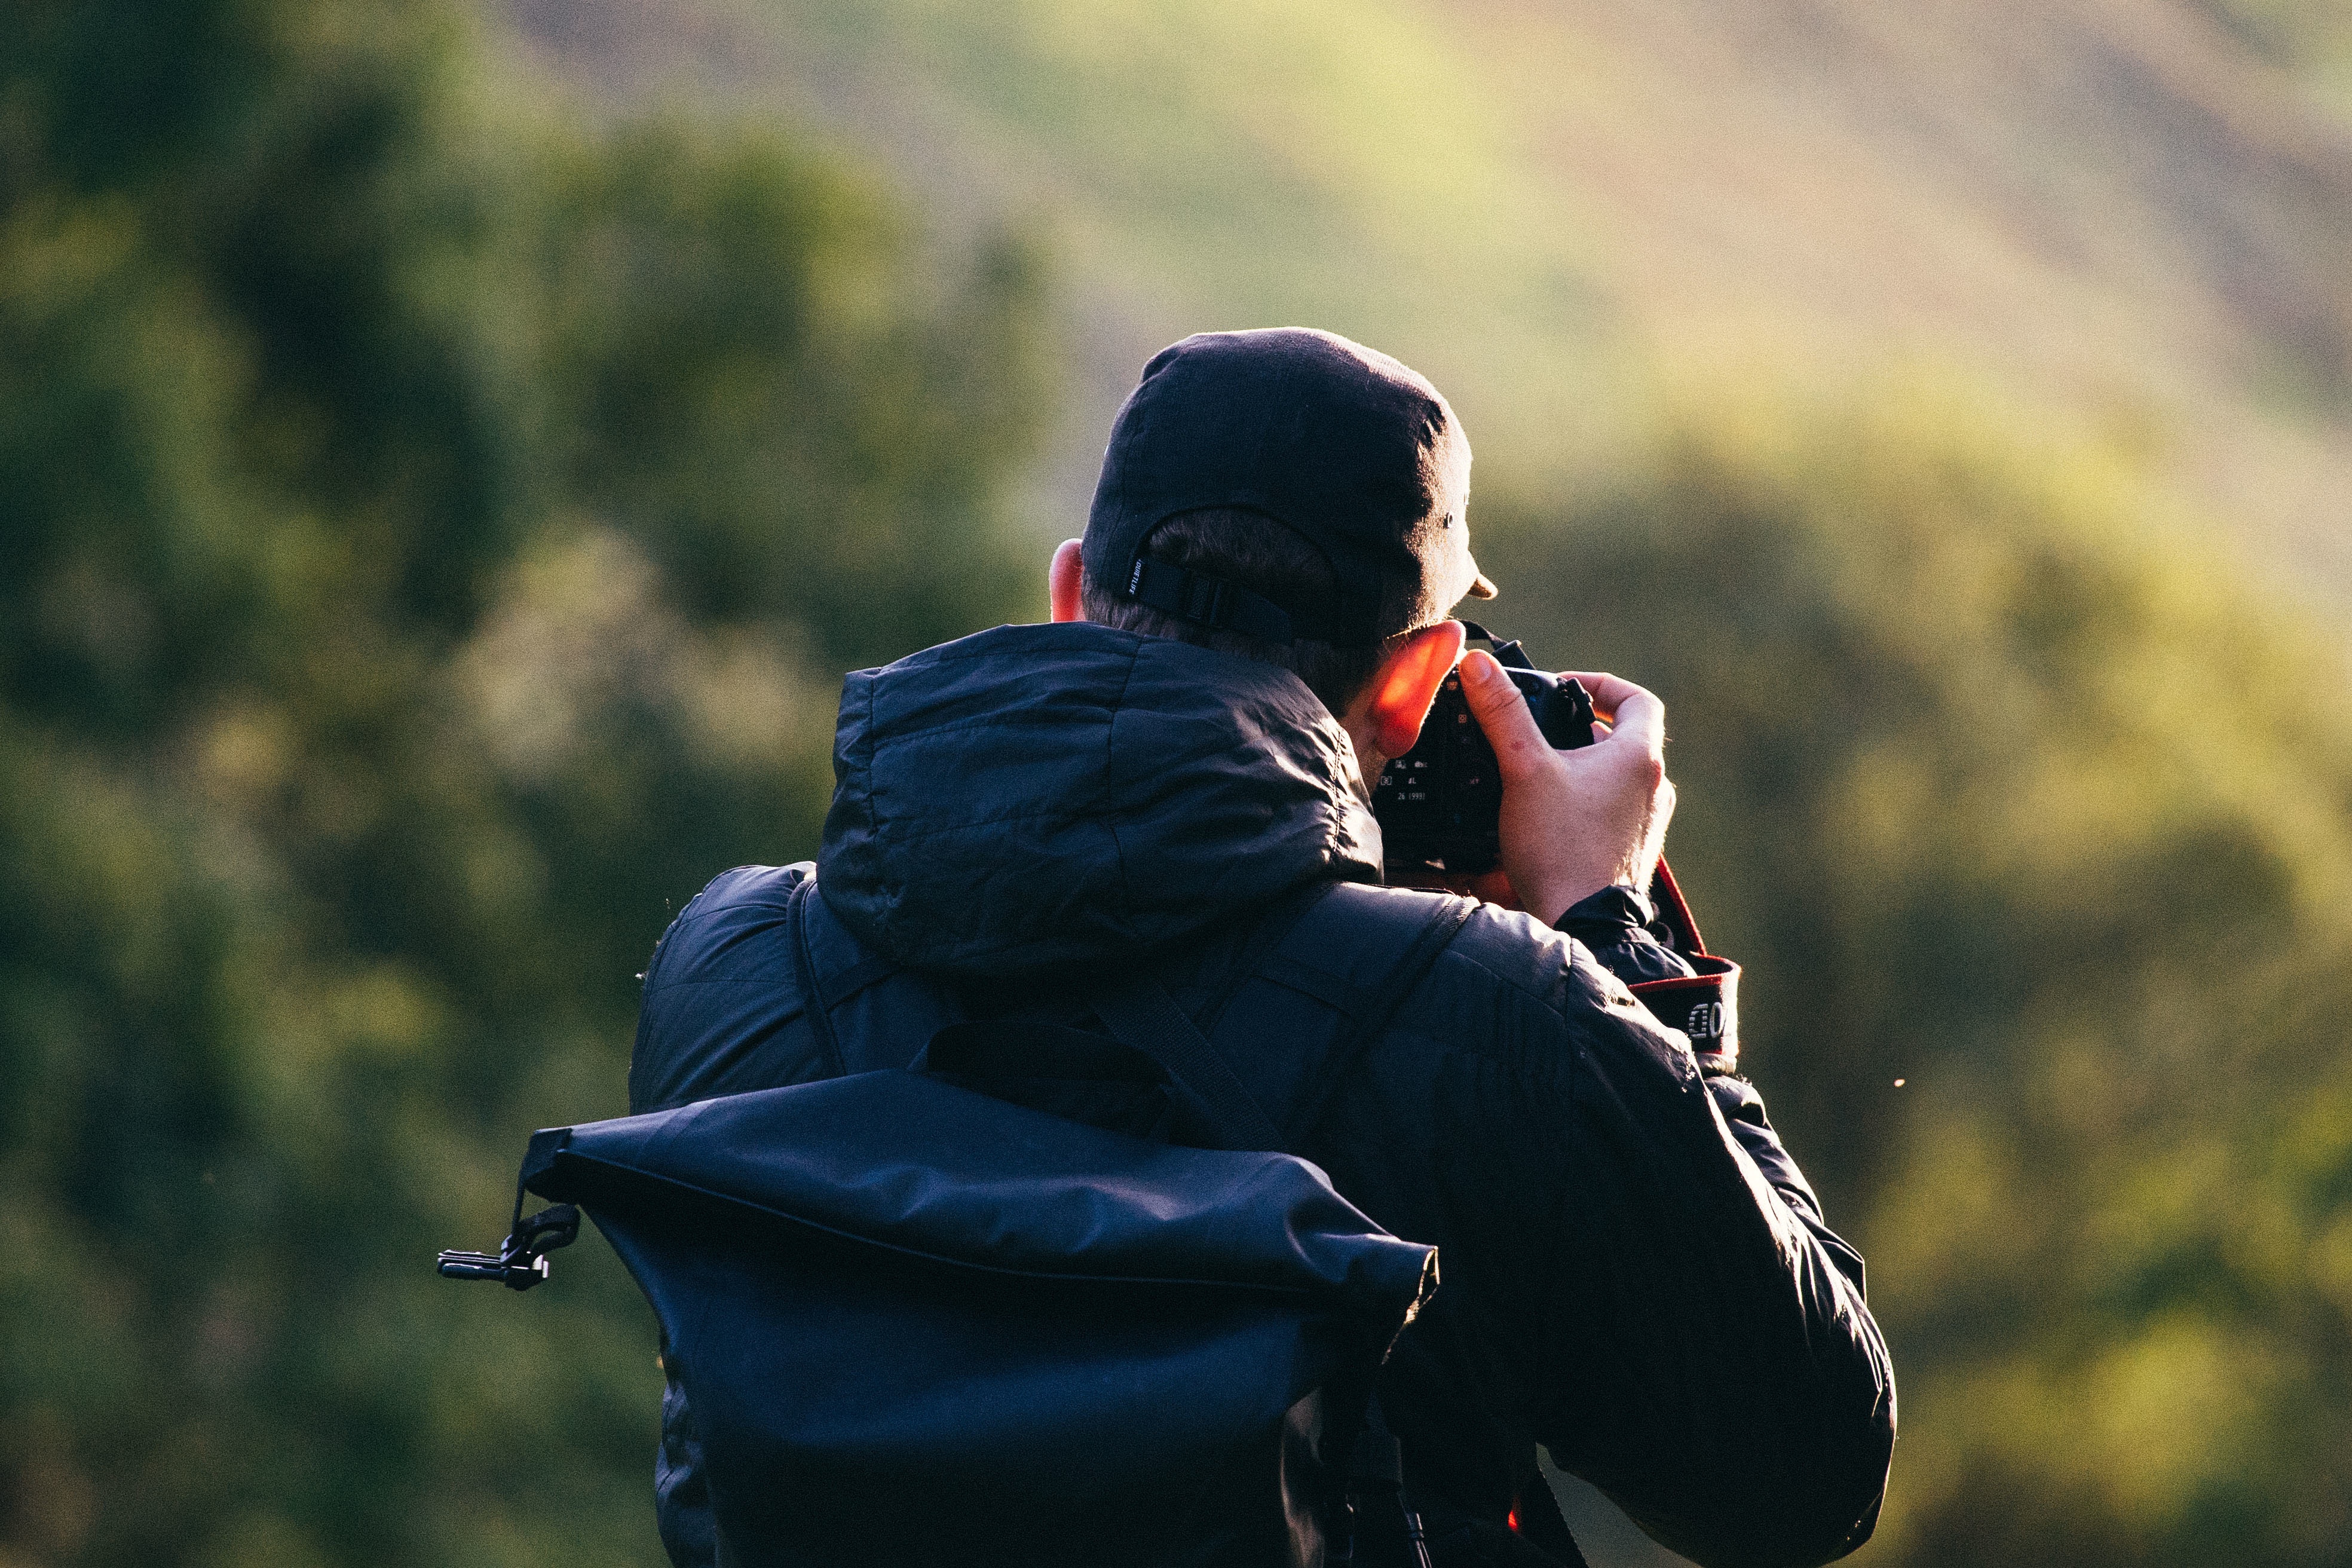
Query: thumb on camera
1460,652,1549,778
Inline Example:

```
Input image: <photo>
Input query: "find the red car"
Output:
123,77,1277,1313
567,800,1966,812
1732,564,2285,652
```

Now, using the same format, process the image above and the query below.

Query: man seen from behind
630,327,1896,1567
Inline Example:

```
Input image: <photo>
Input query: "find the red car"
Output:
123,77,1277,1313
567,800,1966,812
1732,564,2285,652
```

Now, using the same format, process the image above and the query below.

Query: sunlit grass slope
494,0,2352,619
494,0,1643,508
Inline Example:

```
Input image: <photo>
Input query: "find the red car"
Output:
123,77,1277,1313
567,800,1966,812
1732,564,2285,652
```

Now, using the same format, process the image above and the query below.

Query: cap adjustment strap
1125,557,1301,644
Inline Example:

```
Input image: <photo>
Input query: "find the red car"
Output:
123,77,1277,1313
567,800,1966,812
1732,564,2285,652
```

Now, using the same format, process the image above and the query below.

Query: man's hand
1457,651,1675,926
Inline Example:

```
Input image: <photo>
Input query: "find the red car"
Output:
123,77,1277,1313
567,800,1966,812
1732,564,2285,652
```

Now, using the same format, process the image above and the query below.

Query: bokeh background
5,1,2351,1564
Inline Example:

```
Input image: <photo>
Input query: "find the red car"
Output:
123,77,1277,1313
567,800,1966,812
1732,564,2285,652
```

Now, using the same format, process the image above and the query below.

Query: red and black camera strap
1627,857,1742,1076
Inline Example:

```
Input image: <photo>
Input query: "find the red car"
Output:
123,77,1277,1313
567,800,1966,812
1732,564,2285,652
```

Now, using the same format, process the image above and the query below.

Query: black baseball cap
1083,327,1496,648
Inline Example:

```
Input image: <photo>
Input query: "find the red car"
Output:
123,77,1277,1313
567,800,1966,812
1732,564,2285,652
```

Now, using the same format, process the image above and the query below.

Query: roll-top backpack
442,883,1480,1567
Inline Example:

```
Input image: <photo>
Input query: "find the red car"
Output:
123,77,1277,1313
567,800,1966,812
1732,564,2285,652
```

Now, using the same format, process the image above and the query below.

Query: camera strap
1627,858,1742,1073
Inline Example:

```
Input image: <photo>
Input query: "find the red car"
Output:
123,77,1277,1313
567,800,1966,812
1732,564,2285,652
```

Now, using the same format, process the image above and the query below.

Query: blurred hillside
487,0,2352,623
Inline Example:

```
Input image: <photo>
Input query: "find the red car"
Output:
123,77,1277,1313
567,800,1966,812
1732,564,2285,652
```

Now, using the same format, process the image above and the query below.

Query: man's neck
1340,697,1390,786
1338,714,1386,806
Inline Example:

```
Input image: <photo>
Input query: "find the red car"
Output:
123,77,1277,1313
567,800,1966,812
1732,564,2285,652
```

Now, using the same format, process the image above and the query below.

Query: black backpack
444,884,1492,1567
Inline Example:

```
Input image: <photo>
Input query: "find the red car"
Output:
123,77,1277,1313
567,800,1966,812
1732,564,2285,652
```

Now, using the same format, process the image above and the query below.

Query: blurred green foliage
0,1,1047,1563
1483,384,2352,1566
7,2,2352,1567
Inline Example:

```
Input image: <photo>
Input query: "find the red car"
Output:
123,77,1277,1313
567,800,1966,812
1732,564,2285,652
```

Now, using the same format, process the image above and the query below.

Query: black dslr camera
1372,623,1596,875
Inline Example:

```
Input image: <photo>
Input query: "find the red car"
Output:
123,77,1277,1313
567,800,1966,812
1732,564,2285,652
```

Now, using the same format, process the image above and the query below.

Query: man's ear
1049,539,1085,623
1365,621,1468,759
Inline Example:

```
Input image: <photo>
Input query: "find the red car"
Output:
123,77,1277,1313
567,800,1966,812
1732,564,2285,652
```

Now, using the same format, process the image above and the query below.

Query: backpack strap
1091,887,1474,1154
1092,887,1497,1563
1089,981,1285,1152
788,878,848,1078
1278,890,1475,1147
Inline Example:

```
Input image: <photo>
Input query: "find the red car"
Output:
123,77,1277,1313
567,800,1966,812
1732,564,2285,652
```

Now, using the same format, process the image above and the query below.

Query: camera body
1372,623,1595,875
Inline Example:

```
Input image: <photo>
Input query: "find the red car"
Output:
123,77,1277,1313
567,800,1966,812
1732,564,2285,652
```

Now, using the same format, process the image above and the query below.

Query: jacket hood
817,621,1383,978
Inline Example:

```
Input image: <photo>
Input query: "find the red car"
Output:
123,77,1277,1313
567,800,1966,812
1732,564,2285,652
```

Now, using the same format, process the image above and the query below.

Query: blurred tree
1480,383,2352,1567
0,1,1048,1564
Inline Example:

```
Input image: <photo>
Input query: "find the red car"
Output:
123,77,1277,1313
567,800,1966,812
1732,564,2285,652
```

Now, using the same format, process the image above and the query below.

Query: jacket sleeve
1705,1071,1869,1297
1529,953,1894,1568
656,1353,719,1568
1554,883,1694,987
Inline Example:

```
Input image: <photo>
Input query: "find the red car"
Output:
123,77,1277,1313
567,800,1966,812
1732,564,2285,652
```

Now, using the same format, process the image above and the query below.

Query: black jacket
629,621,1895,1568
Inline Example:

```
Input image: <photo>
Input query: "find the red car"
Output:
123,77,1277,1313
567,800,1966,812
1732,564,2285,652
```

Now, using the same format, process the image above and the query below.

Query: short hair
1080,508,1410,717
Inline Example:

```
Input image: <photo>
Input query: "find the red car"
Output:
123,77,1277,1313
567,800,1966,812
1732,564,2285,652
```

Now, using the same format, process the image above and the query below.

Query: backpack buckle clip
437,1202,580,1290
